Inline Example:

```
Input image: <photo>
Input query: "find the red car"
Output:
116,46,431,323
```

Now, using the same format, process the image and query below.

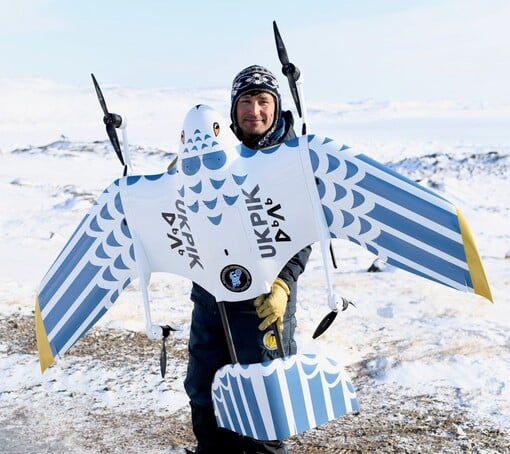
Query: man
184,65,311,453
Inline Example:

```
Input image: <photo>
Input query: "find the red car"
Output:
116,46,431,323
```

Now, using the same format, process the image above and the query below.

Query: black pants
191,402,288,454
184,297,296,453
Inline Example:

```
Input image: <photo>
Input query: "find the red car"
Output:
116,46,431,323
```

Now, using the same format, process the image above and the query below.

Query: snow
1,78,509,450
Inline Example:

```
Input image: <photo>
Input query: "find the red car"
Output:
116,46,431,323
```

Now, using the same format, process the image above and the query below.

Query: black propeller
91,73,127,173
273,21,303,120
160,324,178,378
312,297,356,339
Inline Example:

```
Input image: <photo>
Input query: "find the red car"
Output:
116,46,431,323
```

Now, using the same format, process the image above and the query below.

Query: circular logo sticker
220,264,252,293
263,331,278,351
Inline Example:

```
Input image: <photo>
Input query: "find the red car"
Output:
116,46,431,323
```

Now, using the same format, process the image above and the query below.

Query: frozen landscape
0,78,509,452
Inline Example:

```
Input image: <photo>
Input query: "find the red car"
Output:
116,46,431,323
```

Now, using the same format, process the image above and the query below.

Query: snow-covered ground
1,78,509,452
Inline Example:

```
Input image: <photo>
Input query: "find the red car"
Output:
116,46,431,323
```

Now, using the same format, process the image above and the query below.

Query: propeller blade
91,73,109,117
105,123,125,166
329,242,338,269
312,297,356,339
160,336,168,378
312,311,338,339
91,74,126,167
160,325,178,378
272,21,302,117
273,20,290,66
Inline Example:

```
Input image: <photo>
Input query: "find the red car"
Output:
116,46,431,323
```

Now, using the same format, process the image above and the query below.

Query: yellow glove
254,277,290,333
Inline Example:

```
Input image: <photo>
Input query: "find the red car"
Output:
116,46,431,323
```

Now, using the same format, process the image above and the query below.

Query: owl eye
181,130,185,144
213,122,220,137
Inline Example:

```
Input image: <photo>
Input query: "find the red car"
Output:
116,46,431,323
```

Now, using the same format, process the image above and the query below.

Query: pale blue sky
2,0,510,103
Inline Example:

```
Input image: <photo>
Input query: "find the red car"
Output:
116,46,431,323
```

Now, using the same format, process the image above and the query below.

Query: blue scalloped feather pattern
37,181,136,358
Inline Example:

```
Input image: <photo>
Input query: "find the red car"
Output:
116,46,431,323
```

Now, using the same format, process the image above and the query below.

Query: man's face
235,92,276,138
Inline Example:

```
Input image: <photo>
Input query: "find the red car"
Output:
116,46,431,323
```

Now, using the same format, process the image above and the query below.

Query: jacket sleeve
278,245,312,286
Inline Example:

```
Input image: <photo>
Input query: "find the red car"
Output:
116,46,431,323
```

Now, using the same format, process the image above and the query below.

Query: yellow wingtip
456,208,494,303
35,297,55,372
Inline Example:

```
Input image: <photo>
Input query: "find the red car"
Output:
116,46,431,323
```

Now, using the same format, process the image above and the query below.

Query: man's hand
254,277,290,333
